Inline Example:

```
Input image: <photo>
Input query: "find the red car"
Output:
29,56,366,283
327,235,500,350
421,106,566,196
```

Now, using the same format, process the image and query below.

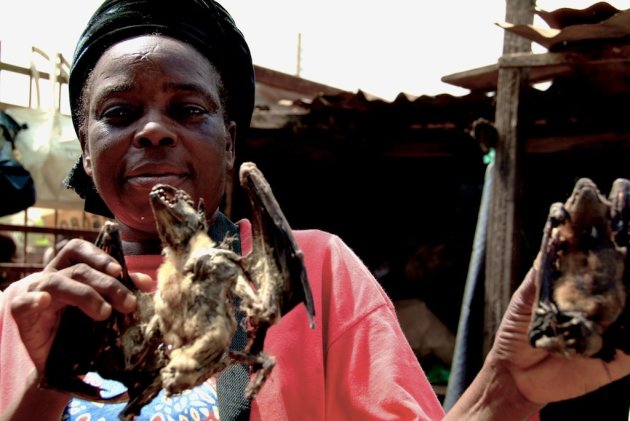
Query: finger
31,269,135,319
600,350,630,383
130,272,154,292
490,266,543,364
523,351,630,404
10,291,57,370
11,290,53,322
46,238,124,279
66,263,138,313
514,265,538,308
499,267,537,323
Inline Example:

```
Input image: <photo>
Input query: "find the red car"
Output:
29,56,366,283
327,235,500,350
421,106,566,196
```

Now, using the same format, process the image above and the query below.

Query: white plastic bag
6,107,83,210
3,47,84,210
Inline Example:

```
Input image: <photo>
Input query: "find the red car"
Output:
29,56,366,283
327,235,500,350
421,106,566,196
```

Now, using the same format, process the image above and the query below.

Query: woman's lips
125,163,189,188
126,173,188,188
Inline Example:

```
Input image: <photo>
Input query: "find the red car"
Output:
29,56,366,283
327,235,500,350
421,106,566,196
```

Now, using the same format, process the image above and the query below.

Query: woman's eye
172,104,208,119
100,105,137,125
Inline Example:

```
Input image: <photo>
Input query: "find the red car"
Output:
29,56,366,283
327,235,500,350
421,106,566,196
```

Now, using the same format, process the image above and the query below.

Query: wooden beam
441,62,572,92
0,62,67,84
443,47,630,92
526,131,630,154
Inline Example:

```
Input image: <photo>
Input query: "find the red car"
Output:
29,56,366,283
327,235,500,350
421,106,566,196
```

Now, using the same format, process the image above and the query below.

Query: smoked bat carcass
39,161,315,420
529,177,630,361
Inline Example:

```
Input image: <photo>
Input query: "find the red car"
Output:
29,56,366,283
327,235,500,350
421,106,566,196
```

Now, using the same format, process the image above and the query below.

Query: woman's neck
122,239,163,255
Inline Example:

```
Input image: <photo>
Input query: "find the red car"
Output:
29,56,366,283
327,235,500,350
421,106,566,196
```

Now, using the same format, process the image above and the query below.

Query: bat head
564,177,612,237
149,184,207,250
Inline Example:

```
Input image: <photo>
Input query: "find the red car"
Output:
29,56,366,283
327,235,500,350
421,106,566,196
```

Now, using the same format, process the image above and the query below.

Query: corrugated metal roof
535,2,621,29
443,2,630,93
249,88,495,159
497,2,629,50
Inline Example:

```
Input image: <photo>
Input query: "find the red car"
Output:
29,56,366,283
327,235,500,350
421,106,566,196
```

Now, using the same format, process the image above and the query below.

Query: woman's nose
133,111,177,147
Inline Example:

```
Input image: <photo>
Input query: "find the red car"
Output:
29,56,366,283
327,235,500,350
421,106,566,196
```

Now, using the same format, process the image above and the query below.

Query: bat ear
197,198,206,218
197,198,208,231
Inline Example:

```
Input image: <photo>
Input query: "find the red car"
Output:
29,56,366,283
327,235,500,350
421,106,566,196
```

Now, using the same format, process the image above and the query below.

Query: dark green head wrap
64,0,255,217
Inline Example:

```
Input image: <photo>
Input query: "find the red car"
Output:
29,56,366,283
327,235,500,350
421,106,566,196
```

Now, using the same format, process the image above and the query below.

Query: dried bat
529,177,630,360
39,161,315,420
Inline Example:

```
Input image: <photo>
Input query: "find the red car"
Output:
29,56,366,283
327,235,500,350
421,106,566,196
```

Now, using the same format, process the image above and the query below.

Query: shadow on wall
393,298,455,367
375,241,458,395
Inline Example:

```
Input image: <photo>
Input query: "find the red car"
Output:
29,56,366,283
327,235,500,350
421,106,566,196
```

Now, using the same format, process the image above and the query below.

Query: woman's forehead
99,35,214,69
89,35,222,92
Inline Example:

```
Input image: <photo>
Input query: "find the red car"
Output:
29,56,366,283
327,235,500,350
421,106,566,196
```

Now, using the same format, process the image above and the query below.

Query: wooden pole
483,0,534,355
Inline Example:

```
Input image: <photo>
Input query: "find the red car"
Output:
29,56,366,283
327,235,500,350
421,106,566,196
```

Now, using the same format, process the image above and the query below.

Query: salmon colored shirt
0,220,444,420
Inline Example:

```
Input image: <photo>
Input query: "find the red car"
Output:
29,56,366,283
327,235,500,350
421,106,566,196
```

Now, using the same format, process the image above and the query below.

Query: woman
2,1,630,420
1,1,442,419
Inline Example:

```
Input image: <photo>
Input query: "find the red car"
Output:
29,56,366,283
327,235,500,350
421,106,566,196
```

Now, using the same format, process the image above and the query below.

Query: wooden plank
443,48,630,92
442,63,573,92
0,61,66,83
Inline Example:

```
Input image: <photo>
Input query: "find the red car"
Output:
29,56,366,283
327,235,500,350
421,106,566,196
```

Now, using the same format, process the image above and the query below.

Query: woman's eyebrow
91,81,135,110
91,81,220,111
166,82,219,103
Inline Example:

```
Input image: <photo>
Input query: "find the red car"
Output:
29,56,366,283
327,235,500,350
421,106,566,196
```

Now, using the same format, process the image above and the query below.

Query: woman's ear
80,133,93,177
226,121,237,170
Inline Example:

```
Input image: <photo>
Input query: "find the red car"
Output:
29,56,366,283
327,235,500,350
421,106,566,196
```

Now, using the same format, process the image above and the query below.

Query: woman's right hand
9,238,149,373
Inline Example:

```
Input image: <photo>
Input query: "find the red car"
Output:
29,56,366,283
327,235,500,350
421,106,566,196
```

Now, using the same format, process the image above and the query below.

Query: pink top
0,219,445,420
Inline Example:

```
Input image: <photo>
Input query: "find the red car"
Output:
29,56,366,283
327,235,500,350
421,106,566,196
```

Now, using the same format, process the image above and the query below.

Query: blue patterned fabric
63,373,220,421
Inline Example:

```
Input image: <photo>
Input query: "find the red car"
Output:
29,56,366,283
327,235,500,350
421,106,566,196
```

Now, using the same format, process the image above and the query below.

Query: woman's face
81,35,235,241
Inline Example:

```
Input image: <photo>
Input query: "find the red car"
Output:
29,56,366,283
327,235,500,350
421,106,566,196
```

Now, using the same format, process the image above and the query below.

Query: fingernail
99,302,112,318
33,291,49,309
122,293,137,311
106,261,123,278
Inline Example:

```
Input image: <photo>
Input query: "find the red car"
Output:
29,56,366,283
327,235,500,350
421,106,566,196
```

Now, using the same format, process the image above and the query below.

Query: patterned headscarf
64,0,255,217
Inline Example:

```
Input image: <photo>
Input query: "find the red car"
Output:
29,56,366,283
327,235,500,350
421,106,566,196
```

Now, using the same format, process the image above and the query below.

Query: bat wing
94,221,133,289
40,221,129,402
238,161,315,328
609,178,630,354
528,201,566,348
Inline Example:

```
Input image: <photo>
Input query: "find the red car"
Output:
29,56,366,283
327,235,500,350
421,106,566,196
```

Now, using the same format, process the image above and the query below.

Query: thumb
130,272,154,293
10,291,58,371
